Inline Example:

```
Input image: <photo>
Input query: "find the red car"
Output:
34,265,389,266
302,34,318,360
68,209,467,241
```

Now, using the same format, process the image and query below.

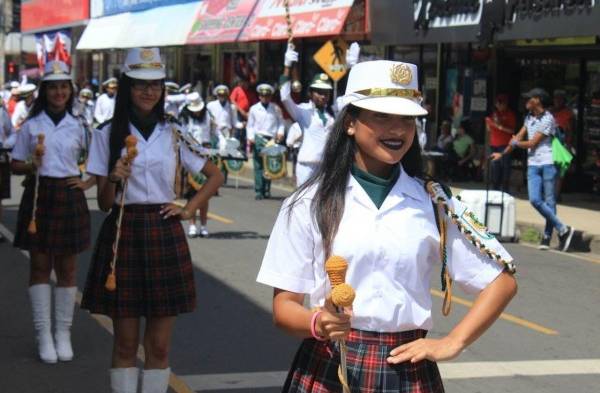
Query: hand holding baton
27,133,45,234
105,135,138,291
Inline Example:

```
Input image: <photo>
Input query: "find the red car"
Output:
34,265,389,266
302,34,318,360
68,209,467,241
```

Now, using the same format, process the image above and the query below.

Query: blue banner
103,0,199,16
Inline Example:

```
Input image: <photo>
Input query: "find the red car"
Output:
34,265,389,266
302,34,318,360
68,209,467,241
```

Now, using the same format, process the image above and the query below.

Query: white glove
284,43,299,67
346,42,360,68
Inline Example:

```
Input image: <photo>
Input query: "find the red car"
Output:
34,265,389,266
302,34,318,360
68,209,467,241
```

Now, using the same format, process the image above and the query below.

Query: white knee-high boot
29,284,57,364
141,368,171,393
110,368,139,393
54,286,77,361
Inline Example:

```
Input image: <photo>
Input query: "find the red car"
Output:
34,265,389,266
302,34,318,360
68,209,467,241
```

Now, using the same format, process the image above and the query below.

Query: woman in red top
486,94,516,191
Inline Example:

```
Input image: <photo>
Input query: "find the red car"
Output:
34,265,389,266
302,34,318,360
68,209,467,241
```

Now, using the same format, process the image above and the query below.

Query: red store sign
21,0,90,33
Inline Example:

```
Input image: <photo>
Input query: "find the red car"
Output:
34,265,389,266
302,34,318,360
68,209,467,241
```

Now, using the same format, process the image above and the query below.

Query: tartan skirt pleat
283,329,445,393
81,204,196,318
13,176,90,255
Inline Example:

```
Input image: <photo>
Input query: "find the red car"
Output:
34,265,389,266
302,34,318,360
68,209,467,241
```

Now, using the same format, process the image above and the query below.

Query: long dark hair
108,75,165,172
288,104,423,258
27,81,75,120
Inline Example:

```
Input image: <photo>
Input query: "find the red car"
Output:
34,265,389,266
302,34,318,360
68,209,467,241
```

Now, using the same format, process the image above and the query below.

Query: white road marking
179,359,600,391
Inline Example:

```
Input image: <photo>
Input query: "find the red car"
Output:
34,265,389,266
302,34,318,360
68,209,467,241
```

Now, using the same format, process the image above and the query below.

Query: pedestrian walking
247,83,285,200
80,48,223,393
280,44,335,187
206,84,236,185
94,78,118,125
257,60,517,393
10,60,93,364
486,94,516,191
492,88,575,251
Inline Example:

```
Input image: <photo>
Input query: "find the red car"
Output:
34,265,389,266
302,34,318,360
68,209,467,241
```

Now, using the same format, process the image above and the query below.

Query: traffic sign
312,38,348,82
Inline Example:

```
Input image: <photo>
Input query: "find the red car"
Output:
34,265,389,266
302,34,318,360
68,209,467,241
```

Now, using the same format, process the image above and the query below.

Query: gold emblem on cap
390,64,412,85
52,62,63,74
139,49,155,62
319,74,328,81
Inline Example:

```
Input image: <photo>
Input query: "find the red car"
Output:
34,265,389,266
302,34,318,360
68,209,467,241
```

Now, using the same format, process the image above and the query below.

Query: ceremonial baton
27,133,45,234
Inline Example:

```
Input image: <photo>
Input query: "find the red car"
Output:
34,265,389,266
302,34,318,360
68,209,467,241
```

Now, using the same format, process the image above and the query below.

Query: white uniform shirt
184,114,214,145
73,99,95,127
206,100,236,138
11,100,32,128
86,121,207,205
257,167,507,332
286,122,303,149
12,112,87,177
165,94,187,118
280,81,334,163
246,102,285,142
94,93,116,124
0,107,15,149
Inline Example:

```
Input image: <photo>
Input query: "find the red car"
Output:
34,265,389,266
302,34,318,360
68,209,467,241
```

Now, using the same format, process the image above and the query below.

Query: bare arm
388,272,517,364
515,132,546,149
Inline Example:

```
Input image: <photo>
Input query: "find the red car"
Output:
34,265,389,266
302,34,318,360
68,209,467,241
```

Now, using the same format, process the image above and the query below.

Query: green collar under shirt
351,163,400,209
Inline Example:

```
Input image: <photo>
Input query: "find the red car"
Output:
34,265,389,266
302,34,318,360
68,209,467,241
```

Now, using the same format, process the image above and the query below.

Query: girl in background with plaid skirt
80,48,223,393
257,60,518,393
11,60,93,365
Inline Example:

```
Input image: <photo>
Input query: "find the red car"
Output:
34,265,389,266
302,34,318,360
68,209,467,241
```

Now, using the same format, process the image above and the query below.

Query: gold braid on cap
128,62,164,70
355,88,422,99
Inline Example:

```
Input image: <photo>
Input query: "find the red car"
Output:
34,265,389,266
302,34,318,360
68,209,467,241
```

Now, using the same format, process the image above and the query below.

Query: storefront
370,0,600,192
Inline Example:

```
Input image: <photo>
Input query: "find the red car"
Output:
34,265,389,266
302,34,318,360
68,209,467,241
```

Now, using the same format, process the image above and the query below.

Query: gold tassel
105,270,116,291
27,219,37,234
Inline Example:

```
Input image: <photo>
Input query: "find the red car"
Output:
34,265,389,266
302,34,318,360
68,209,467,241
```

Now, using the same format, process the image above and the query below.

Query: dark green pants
253,135,271,197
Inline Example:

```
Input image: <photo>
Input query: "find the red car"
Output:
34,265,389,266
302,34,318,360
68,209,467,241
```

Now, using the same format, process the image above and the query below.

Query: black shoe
255,194,264,200
558,226,575,252
538,236,550,250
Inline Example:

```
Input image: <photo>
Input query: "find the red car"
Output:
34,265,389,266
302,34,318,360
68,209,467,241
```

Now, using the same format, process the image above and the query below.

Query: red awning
186,0,259,45
240,0,355,42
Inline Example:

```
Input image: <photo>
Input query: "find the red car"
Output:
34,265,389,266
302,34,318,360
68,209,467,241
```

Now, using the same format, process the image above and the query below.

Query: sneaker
199,226,209,238
558,226,575,252
538,236,550,250
188,224,198,238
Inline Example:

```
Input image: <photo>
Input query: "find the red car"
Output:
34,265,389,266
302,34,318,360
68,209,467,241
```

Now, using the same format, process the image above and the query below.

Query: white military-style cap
342,60,427,116
213,84,229,96
102,77,118,87
122,47,166,80
256,83,274,95
79,88,93,98
42,60,72,82
309,73,332,90
186,92,205,112
165,81,180,93
17,83,37,96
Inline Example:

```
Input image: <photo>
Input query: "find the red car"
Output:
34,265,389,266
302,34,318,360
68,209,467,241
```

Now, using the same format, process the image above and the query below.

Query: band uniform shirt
0,107,15,149
185,115,214,145
94,93,116,124
86,121,207,205
73,99,95,127
12,112,87,178
11,101,32,128
206,100,236,138
257,166,507,333
246,102,284,142
286,122,303,149
165,94,187,118
280,81,334,164
524,111,555,167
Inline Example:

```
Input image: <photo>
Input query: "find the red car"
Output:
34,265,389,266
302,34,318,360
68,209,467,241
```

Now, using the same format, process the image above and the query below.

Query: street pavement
1,175,599,393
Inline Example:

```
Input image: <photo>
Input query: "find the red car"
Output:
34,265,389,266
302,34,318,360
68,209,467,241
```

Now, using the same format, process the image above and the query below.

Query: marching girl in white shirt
180,92,218,238
257,61,517,393
11,61,93,365
80,48,223,393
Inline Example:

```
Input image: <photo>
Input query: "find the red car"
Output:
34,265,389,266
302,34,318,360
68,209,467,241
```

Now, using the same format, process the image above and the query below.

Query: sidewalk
233,159,600,253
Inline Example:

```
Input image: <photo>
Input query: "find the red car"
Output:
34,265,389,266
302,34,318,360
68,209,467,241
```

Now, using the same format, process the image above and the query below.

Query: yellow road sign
312,38,348,82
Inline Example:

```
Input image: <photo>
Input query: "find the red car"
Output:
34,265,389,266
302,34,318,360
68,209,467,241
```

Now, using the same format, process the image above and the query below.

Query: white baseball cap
186,92,205,112
42,61,72,82
342,60,427,116
122,47,166,80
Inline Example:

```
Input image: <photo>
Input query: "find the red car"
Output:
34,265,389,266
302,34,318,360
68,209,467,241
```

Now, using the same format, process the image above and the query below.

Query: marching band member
247,84,284,200
257,60,517,392
206,84,236,184
280,45,335,187
180,92,217,238
73,88,95,127
11,83,37,129
0,103,15,242
11,60,93,364
164,81,185,119
80,48,223,393
94,77,118,125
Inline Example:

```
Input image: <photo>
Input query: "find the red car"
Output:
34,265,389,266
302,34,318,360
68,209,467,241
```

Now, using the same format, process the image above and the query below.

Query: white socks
54,286,77,361
110,368,139,393
29,284,57,364
141,368,171,393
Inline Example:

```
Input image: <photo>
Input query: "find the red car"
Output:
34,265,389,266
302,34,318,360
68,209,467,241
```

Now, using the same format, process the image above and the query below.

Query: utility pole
0,0,7,87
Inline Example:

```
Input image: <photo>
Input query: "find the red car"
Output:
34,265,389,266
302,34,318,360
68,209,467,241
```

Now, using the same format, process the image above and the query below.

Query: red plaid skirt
81,204,196,318
13,176,90,255
283,329,445,393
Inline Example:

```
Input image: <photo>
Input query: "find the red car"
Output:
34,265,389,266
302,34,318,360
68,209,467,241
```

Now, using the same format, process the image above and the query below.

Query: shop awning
77,2,201,50
239,0,355,41
186,0,259,45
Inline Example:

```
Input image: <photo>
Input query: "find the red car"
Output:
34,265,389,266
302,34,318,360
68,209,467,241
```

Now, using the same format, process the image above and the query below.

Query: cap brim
43,74,72,82
351,96,428,116
310,82,333,90
125,69,166,81
187,103,205,112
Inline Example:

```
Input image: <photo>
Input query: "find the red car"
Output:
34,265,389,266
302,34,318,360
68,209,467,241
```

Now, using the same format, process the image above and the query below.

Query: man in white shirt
93,78,117,125
247,84,284,199
11,84,36,129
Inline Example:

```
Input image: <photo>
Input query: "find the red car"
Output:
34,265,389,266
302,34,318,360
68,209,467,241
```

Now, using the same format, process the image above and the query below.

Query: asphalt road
1,175,599,393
